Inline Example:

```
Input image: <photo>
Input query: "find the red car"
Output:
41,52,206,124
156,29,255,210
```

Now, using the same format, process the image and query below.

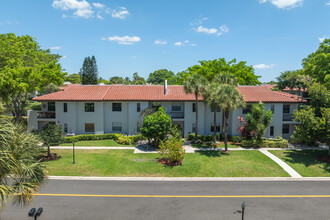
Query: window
271,104,275,114
112,103,122,112
64,103,68,112
192,123,196,133
172,103,182,112
64,123,68,133
85,103,94,112
137,123,140,132
192,103,196,112
211,123,220,132
48,102,55,111
112,122,122,132
85,123,95,133
283,104,290,114
211,107,221,112
243,105,252,114
270,126,274,136
137,103,141,112
282,124,290,134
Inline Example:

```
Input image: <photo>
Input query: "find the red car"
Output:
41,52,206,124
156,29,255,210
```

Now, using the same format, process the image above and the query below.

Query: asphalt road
1,180,330,220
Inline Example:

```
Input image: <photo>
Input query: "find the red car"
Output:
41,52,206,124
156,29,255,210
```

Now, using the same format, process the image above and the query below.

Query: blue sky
0,0,329,82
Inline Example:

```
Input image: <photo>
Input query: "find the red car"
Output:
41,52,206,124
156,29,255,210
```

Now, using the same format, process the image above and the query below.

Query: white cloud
253,64,276,69
154,40,167,45
258,0,303,9
196,26,218,34
219,25,229,33
190,17,208,26
61,56,67,59
104,36,141,45
96,13,103,20
92,3,105,8
112,7,129,19
174,40,196,47
52,0,94,18
49,46,61,50
326,1,330,5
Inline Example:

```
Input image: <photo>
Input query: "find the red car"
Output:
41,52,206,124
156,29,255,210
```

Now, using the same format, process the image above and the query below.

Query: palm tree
0,119,46,210
217,84,245,151
203,83,222,143
184,73,207,142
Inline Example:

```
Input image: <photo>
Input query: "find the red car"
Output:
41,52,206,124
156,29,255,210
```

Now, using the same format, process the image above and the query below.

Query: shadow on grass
196,151,230,158
281,150,330,173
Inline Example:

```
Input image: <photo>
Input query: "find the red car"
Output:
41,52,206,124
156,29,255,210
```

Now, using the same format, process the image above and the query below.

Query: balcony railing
37,112,56,119
283,113,294,121
170,112,184,119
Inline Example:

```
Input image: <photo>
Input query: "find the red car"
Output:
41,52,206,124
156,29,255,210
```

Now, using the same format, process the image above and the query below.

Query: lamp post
241,202,246,220
72,141,75,164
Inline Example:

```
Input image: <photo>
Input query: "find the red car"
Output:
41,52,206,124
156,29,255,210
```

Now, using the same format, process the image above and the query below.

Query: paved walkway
259,149,302,178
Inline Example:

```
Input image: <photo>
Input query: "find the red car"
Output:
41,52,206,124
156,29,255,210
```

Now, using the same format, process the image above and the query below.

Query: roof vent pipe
164,80,168,95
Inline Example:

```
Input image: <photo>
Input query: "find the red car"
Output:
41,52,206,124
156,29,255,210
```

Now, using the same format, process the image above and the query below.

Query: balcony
283,113,294,121
170,112,184,119
37,112,56,119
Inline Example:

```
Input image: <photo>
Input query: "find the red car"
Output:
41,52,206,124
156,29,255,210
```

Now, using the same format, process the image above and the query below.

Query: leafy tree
80,56,98,85
184,73,207,141
319,108,330,157
308,83,330,117
124,77,131,85
292,107,320,146
147,69,175,85
39,83,61,95
65,73,81,84
0,119,46,210
187,58,261,85
140,107,174,147
97,77,110,85
302,39,330,89
246,102,273,141
37,124,63,157
132,73,146,85
276,70,311,92
109,76,124,84
0,33,65,121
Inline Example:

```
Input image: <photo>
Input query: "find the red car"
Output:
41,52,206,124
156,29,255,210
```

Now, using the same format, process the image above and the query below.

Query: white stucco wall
29,101,300,139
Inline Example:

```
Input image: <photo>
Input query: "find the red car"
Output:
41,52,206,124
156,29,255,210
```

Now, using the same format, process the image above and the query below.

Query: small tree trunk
47,146,51,157
224,111,229,151
195,93,198,142
221,113,225,140
213,110,217,143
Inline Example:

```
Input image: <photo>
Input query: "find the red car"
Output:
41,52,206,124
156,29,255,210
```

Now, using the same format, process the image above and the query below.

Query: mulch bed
39,153,61,162
158,158,183,166
317,154,330,164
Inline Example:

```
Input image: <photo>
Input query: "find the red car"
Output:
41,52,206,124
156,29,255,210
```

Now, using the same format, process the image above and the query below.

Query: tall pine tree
80,56,99,85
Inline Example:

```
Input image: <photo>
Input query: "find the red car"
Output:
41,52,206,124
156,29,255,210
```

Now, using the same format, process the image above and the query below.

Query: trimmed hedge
187,133,242,143
63,133,147,144
241,138,288,148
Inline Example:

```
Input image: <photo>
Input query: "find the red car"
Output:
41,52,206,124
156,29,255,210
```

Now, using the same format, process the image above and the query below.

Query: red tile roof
33,84,306,103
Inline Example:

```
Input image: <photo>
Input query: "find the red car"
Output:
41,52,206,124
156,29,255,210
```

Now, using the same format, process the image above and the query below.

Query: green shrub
158,138,185,165
241,138,288,148
62,133,146,144
228,136,242,143
117,136,133,145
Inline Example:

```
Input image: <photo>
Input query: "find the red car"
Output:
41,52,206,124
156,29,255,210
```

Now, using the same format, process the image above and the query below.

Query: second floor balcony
283,113,294,121
37,111,56,119
170,112,184,119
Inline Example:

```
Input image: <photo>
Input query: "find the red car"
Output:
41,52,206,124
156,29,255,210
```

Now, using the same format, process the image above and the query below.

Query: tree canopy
80,56,99,85
65,73,81,84
0,33,65,121
147,69,176,85
302,39,330,89
187,58,261,85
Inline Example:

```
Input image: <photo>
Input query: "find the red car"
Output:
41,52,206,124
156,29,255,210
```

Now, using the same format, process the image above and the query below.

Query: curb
47,176,330,181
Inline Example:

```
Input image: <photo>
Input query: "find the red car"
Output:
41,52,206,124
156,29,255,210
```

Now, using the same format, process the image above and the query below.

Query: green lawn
60,139,135,147
192,143,242,148
45,149,289,177
269,150,330,177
